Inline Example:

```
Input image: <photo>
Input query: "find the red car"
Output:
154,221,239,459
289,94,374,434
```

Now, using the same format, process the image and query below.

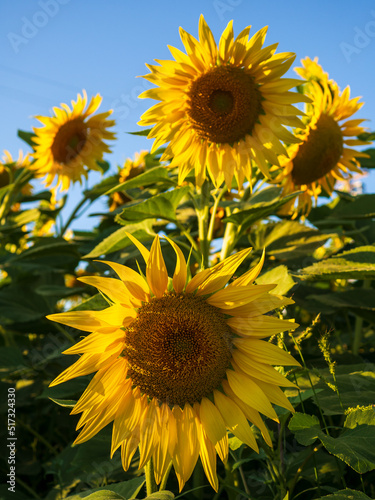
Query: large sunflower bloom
48,235,299,491
275,58,370,217
31,90,116,191
138,15,310,189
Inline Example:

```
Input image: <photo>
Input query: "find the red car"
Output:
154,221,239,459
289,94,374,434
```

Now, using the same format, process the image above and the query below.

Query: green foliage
298,246,375,280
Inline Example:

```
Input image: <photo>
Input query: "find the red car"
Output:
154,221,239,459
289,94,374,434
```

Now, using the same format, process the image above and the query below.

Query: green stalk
59,196,89,236
145,458,158,495
196,180,211,269
220,215,239,261
207,185,227,242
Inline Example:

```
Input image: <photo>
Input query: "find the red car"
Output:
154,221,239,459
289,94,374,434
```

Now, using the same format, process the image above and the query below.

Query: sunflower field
2,15,375,500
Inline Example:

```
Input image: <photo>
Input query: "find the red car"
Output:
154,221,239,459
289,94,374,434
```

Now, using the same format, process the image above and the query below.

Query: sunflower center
51,119,88,164
291,113,344,185
123,293,233,407
187,66,263,144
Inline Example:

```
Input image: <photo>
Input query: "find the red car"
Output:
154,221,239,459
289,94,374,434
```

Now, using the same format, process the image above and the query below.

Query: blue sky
1,0,375,229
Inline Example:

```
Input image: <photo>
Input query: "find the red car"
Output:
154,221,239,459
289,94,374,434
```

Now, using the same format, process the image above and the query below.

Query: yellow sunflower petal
226,370,278,421
77,276,132,305
196,419,219,492
200,397,228,463
172,404,200,492
207,284,276,309
195,247,253,295
233,338,301,366
164,236,187,293
227,315,298,337
125,231,150,263
214,390,259,452
146,235,168,298
98,260,150,303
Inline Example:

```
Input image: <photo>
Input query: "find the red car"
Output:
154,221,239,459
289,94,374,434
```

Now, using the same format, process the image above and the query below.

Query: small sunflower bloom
31,90,116,192
138,15,309,189
0,150,33,210
0,150,32,190
109,151,148,211
48,235,300,491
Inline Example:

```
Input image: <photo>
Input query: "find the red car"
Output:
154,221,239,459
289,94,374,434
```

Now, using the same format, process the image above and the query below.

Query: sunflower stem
197,180,211,269
145,458,158,495
59,196,89,236
220,212,239,261
207,185,227,242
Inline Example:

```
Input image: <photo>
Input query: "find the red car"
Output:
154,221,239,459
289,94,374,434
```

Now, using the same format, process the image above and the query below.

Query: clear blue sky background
1,0,375,229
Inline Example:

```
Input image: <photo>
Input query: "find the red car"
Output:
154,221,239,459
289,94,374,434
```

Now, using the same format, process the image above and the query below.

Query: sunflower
0,150,32,189
48,235,299,491
31,90,116,192
0,150,33,210
109,150,148,211
138,15,310,189
275,58,370,217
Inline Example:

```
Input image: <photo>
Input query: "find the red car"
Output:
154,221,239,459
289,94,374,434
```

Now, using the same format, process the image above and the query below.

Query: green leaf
0,284,51,323
0,208,40,231
105,166,175,195
35,285,87,298
225,191,301,231
115,186,189,225
84,175,120,200
247,186,283,204
228,435,244,451
128,128,152,136
64,478,146,500
96,160,110,174
264,220,333,260
0,346,25,372
288,412,321,446
145,492,175,500
298,246,375,280
307,288,375,309
38,378,88,400
345,407,375,429
331,194,375,219
256,265,295,295
314,489,374,500
83,220,156,259
70,293,109,312
66,492,124,500
309,364,375,416
318,425,375,473
358,131,375,141
8,238,80,262
49,397,76,408
17,129,36,148
19,190,52,203
359,148,375,169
